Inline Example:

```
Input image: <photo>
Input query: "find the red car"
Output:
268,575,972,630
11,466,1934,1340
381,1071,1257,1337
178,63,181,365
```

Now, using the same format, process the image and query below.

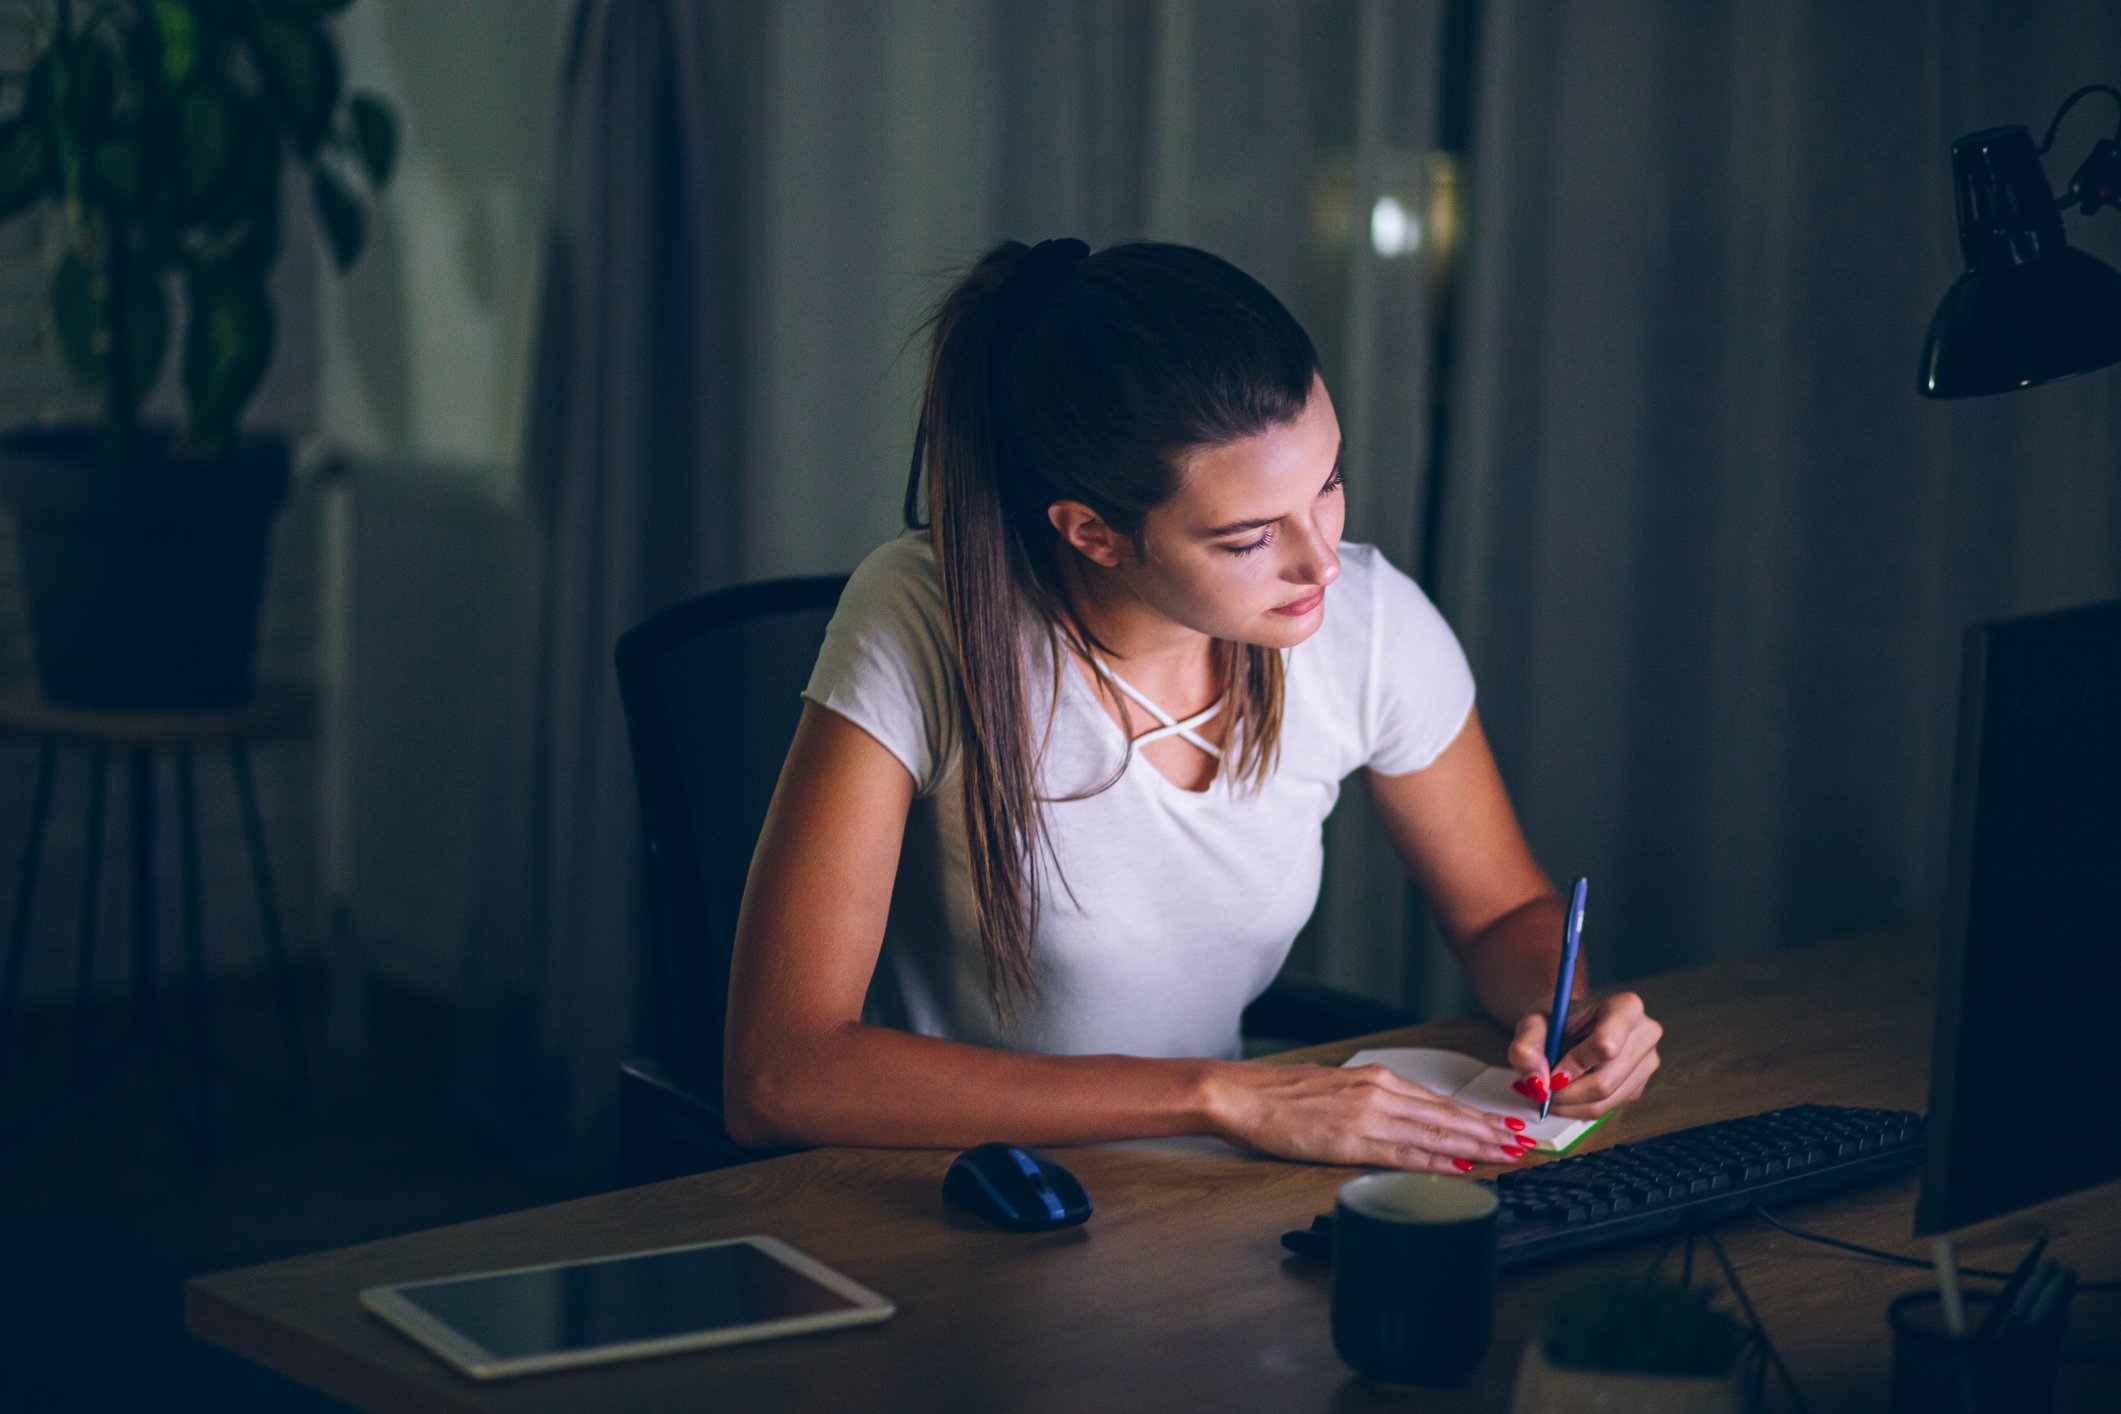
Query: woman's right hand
1201,1060,1532,1171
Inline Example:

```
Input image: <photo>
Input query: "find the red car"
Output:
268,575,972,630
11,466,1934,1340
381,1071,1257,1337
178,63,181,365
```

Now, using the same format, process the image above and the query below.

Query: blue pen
1540,878,1588,1122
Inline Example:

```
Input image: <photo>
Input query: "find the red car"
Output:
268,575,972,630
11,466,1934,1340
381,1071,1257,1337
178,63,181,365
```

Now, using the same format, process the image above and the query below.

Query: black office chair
613,574,1416,1187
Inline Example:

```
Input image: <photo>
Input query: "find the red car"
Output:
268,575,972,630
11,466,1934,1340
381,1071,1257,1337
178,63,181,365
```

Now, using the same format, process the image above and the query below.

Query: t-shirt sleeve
1363,551,1477,775
802,534,957,795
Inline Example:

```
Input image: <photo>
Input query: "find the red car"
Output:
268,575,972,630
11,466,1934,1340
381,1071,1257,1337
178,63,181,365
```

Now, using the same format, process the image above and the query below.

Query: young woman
723,238,1663,1173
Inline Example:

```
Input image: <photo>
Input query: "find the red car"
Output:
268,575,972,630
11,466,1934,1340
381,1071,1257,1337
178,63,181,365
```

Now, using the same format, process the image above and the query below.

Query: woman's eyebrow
1200,441,1345,537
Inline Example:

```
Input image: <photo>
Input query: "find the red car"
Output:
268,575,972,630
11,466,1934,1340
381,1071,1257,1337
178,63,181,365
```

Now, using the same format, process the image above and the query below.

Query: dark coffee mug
1330,1172,1499,1386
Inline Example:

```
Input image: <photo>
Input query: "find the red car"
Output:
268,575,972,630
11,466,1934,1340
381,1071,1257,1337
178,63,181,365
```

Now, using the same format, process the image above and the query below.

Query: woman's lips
1270,587,1326,617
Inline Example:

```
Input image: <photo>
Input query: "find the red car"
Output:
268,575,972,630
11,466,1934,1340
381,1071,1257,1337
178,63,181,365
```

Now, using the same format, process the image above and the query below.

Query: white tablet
360,1235,896,1379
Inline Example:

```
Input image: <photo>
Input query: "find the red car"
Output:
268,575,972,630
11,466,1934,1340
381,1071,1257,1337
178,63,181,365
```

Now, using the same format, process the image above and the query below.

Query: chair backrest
614,575,848,1106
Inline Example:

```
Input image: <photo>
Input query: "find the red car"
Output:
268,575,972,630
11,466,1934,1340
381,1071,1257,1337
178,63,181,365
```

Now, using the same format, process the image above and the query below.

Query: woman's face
1118,372,1347,649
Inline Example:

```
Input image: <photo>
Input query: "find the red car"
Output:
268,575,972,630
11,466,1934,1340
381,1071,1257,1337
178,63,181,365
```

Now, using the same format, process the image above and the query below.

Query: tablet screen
392,1239,864,1359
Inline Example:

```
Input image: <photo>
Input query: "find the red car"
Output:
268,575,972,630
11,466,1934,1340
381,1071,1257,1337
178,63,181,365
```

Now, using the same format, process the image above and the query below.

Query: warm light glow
1370,196,1421,257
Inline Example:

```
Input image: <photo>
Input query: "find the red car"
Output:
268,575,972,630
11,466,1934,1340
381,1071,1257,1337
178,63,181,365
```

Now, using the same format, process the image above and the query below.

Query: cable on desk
1749,1204,2120,1291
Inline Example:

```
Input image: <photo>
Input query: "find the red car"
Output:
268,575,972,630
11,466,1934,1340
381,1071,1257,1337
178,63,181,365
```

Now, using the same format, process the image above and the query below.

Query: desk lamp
1914,86,2121,1238
1919,84,2121,397
1911,86,2121,1391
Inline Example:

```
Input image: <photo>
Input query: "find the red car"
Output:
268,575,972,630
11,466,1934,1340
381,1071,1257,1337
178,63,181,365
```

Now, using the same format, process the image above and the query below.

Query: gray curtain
1430,0,2121,1016
455,0,756,1149
461,0,1450,1153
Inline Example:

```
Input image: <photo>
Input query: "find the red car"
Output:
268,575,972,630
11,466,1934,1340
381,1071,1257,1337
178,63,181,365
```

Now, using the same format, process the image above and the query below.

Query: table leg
231,742,307,1105
0,743,57,1081
72,747,107,1065
177,747,215,1157
128,747,156,1033
129,747,196,1156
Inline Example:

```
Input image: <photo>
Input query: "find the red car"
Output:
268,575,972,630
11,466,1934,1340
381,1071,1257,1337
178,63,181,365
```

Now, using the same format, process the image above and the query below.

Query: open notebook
1344,1047,1607,1153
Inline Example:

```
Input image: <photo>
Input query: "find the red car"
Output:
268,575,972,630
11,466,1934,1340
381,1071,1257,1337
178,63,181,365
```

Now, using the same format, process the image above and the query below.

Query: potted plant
1512,1277,1755,1414
0,0,395,708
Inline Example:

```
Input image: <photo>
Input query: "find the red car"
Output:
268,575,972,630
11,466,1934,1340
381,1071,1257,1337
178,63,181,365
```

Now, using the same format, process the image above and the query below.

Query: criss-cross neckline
1093,658,1225,762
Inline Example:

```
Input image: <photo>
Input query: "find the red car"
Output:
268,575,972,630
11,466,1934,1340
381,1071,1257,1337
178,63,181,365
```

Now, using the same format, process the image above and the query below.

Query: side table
0,683,314,1159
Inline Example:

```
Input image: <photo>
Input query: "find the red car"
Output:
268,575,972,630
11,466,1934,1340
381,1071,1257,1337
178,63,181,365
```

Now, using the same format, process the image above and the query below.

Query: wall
314,0,573,1001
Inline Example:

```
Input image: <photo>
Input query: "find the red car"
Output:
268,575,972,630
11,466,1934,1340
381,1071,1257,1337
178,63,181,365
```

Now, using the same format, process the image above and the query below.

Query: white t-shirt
801,531,1476,1061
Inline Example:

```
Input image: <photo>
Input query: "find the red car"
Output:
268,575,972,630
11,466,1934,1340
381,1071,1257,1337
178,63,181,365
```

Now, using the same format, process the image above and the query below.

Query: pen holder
1885,1290,2068,1414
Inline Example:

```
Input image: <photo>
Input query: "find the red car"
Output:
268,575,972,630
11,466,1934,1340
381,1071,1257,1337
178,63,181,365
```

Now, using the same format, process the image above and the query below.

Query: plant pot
1511,1338,1753,1414
0,421,291,710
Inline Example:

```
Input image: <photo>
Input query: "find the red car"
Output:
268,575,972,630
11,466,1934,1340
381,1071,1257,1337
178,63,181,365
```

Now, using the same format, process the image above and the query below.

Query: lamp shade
1918,124,2121,397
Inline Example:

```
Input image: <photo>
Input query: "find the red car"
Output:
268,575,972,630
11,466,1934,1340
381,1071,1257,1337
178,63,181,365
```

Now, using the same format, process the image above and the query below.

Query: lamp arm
2034,83,2121,155
2026,85,2121,216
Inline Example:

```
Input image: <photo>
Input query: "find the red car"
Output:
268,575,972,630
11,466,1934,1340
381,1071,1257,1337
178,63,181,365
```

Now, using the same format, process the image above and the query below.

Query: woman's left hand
1506,991,1663,1119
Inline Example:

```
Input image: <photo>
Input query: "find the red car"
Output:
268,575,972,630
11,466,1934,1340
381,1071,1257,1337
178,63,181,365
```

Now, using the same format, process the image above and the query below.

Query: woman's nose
1287,516,1340,587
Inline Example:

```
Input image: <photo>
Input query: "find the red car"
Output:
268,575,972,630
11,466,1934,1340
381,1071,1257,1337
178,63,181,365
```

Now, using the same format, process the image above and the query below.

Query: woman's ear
1047,501,1127,568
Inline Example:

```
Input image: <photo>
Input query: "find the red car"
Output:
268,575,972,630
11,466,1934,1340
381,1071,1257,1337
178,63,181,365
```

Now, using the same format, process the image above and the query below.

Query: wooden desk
187,930,2121,1411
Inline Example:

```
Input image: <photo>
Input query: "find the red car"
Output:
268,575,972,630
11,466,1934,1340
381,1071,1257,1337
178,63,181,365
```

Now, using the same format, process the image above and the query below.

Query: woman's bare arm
1362,708,1576,1025
722,702,1216,1149
1364,707,1663,1117
721,702,1525,1167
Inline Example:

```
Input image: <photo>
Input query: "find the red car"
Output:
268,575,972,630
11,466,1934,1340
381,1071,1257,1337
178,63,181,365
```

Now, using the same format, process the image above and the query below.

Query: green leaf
0,120,54,222
182,269,274,446
23,49,52,122
310,163,361,269
52,252,100,391
57,36,117,136
89,133,142,206
149,0,207,88
172,83,237,214
347,92,396,187
49,249,170,407
122,258,172,406
246,11,339,156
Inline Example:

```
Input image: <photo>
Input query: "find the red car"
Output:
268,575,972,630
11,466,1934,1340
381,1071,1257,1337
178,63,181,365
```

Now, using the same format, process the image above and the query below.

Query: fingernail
1529,1078,1549,1100
1502,1145,1526,1158
1511,1078,1530,1096
1552,1071,1572,1090
1504,1117,1526,1131
1452,1158,1474,1172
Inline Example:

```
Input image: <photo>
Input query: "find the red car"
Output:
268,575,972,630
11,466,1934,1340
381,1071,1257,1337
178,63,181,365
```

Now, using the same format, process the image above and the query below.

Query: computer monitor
1915,595,2121,1235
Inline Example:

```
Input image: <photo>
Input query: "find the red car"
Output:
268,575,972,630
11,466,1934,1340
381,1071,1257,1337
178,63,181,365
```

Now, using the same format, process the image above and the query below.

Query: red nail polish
1552,1071,1572,1090
1529,1079,1549,1100
1502,1145,1526,1158
1504,1117,1526,1131
1452,1158,1474,1172
1511,1078,1530,1096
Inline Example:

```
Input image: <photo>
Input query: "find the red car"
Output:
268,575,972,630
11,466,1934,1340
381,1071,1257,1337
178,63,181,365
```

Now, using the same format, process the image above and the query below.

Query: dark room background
1,0,2116,1170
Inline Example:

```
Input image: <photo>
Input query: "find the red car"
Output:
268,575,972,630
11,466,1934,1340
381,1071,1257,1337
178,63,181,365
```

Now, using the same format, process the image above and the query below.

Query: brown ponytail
906,240,1318,1022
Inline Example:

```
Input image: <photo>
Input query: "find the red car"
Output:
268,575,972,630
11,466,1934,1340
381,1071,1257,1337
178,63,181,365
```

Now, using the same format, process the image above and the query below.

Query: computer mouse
942,1142,1093,1232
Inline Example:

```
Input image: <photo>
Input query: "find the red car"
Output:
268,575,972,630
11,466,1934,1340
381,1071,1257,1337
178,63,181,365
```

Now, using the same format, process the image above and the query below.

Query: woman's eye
1323,468,1346,494
1227,528,1275,556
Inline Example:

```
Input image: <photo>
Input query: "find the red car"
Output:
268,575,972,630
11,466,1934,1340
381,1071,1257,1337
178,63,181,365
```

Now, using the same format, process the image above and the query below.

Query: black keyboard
1281,1103,1924,1269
